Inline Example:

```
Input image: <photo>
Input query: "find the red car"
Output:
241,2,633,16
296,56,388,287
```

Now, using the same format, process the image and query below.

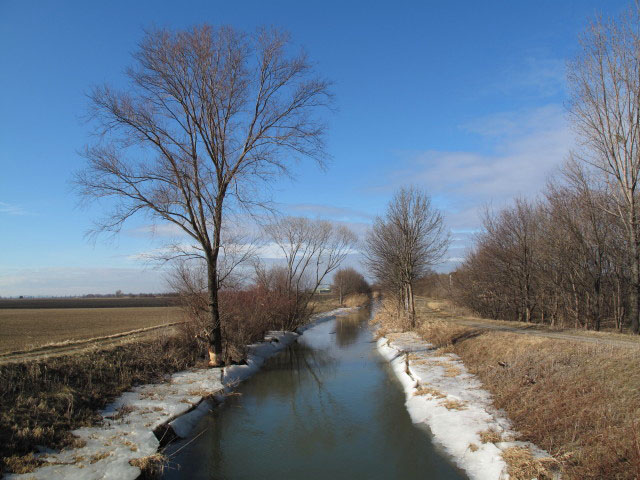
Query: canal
162,306,466,479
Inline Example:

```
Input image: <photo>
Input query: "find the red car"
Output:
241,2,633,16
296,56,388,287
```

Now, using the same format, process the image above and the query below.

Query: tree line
454,6,640,333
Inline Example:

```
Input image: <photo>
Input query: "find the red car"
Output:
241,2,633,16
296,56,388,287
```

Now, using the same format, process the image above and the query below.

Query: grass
0,306,184,353
0,332,200,475
400,295,640,479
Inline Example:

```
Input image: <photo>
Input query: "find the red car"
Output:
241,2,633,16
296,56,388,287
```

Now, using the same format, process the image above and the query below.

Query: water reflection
162,308,466,480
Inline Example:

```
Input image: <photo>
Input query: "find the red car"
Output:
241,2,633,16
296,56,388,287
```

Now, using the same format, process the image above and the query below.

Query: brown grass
0,307,184,353
343,293,370,308
0,332,200,475
415,386,446,398
501,446,555,480
130,453,167,478
479,428,503,444
454,332,640,479
441,399,467,410
307,294,342,313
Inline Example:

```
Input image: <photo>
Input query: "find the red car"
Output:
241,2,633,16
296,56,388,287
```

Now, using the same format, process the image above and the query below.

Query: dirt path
449,318,640,348
0,322,184,364
418,298,640,349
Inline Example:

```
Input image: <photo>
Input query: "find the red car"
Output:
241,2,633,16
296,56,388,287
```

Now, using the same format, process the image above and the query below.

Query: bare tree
262,216,357,326
75,25,333,365
365,187,449,325
567,6,640,332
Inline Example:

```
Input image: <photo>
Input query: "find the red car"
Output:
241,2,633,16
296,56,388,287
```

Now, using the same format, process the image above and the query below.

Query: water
162,307,466,480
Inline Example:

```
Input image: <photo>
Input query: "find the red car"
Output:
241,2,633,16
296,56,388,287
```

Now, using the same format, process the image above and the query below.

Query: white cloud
0,201,30,216
0,266,170,297
391,104,572,231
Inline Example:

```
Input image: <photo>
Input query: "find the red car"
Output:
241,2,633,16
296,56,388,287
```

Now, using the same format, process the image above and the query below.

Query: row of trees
454,6,640,333
453,164,626,330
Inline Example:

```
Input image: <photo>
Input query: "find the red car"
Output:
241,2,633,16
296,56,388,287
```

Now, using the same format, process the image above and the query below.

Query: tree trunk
207,260,224,366
630,206,640,333
408,282,416,328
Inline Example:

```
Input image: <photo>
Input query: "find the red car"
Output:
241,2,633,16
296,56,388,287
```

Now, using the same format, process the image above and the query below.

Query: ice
377,331,553,480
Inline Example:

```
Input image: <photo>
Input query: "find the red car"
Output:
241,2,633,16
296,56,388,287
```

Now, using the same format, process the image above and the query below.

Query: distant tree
332,267,370,305
262,216,357,326
76,25,333,365
365,187,449,325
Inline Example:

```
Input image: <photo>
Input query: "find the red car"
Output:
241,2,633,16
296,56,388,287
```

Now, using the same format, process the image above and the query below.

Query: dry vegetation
387,295,640,479
0,332,199,475
0,306,184,353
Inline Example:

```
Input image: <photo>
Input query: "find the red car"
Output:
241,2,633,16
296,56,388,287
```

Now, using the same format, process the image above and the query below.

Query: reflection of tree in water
240,343,337,401
334,306,372,347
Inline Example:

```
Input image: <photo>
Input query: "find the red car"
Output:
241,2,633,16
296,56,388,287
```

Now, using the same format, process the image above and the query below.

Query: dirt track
420,298,640,349
451,318,640,348
0,322,183,364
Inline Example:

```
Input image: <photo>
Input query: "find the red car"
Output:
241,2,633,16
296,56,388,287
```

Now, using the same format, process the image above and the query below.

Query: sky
0,0,631,296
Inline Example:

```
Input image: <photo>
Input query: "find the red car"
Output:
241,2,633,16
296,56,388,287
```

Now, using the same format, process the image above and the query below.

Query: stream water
162,306,466,479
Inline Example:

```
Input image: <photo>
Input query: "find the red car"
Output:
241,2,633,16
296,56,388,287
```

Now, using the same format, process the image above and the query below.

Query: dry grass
129,453,167,478
479,428,503,444
455,332,640,479
0,307,184,353
501,446,555,480
441,399,467,410
0,333,201,475
377,294,640,478
307,294,342,314
415,385,446,398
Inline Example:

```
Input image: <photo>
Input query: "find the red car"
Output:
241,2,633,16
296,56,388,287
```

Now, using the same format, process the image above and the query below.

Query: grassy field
0,306,184,354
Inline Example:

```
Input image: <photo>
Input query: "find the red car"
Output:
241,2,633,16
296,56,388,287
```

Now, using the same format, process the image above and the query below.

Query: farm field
0,296,177,309
0,306,184,354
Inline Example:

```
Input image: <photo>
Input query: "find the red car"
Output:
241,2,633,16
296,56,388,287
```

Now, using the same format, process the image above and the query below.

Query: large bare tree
76,25,333,365
567,6,640,332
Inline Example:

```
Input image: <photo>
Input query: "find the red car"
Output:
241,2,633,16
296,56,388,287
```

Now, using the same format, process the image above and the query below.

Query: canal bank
4,309,352,480
161,305,466,480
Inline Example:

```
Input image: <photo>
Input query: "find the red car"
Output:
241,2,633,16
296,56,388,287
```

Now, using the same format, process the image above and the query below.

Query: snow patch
377,332,555,480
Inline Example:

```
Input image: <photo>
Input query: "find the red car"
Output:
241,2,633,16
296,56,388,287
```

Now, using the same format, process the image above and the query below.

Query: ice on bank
377,332,556,480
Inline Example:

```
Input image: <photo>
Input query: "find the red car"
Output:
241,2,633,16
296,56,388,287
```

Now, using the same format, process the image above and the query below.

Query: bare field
0,306,185,354
0,296,178,309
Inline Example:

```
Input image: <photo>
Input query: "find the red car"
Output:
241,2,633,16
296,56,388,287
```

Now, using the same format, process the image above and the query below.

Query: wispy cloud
0,201,30,216
284,203,373,221
494,56,566,99
388,104,572,229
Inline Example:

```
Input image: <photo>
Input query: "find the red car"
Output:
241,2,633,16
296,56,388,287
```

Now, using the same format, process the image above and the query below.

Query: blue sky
0,0,630,296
